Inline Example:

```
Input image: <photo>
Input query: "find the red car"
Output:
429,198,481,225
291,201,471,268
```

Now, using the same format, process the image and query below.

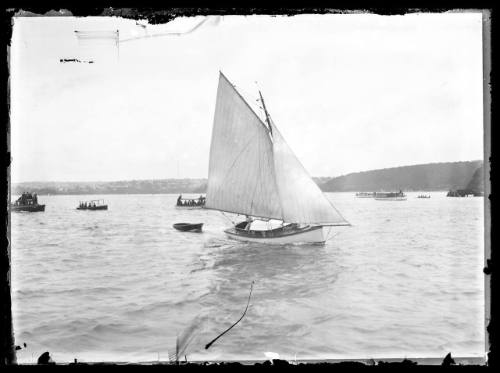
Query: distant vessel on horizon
355,192,375,198
205,72,350,244
77,199,108,210
11,192,45,212
447,189,482,197
374,191,407,201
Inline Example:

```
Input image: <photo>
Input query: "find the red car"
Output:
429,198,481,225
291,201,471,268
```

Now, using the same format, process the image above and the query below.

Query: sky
10,12,484,182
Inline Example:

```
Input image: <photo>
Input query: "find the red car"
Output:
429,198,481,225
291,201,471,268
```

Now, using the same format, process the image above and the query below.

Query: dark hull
11,204,45,212
77,205,108,210
173,223,203,232
176,198,205,209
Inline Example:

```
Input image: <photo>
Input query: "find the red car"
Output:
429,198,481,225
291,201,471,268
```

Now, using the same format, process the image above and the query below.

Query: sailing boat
205,72,350,244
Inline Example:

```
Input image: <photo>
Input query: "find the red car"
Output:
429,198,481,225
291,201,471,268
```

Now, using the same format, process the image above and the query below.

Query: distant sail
206,72,283,220
206,72,349,226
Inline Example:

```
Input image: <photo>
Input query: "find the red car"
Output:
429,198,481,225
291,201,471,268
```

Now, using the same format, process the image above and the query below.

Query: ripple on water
10,193,485,362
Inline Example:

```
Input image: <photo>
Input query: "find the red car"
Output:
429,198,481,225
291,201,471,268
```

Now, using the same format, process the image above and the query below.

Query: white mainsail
206,72,349,226
205,72,283,219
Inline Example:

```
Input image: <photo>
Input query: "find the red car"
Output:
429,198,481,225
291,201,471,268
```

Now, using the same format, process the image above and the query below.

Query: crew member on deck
245,216,252,230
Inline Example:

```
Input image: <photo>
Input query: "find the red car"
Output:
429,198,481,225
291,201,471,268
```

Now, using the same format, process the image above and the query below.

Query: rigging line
221,211,236,225
325,228,339,242
205,281,255,350
326,226,333,241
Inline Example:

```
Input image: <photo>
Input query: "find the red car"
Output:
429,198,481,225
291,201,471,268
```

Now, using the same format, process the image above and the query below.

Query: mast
258,90,273,136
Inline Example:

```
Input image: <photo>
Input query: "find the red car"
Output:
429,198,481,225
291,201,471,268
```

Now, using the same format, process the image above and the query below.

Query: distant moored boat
355,192,375,198
77,199,108,210
374,191,407,201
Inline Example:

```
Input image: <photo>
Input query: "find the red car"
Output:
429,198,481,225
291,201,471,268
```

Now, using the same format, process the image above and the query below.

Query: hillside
320,161,483,192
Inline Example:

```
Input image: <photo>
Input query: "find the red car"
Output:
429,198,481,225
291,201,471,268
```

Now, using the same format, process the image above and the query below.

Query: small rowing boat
173,223,204,232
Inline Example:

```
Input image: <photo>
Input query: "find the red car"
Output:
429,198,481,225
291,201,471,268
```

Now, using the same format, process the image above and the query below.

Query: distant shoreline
11,190,455,197
11,160,484,196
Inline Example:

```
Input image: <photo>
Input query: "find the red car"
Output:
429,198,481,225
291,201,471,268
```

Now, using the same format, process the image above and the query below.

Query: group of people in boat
79,201,97,209
15,192,38,206
176,195,206,207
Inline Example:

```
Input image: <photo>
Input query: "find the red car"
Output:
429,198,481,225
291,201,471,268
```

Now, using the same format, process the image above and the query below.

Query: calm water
11,192,485,363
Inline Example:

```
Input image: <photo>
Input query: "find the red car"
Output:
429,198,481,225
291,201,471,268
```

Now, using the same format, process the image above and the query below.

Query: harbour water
10,192,485,363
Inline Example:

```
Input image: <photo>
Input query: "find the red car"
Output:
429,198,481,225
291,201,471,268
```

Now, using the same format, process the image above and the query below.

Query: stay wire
325,226,340,242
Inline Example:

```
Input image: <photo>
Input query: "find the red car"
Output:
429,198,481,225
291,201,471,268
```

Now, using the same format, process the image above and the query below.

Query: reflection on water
11,193,485,363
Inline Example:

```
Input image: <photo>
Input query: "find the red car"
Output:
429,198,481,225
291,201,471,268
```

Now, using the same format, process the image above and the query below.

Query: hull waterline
76,206,108,210
11,204,45,212
175,206,205,210
224,225,325,244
